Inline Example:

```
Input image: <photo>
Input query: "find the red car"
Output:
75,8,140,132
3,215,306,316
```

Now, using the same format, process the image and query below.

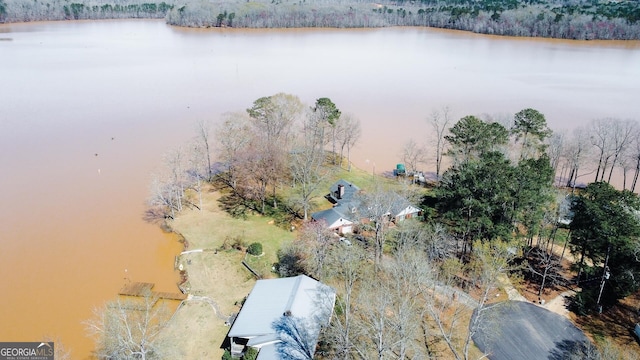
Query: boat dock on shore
119,282,187,301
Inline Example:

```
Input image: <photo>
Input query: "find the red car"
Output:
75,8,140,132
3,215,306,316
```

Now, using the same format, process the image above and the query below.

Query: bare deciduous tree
384,234,432,359
400,138,426,175
428,106,453,179
356,184,398,266
564,127,591,189
296,221,335,280
290,114,331,220
419,256,472,360
85,293,170,360
546,130,566,186
527,245,564,299
322,243,367,360
630,134,640,192
605,118,638,183
335,113,361,171
195,118,214,181
244,133,287,212
590,118,616,182
273,315,316,360
355,272,396,360
43,337,72,360
215,111,252,190
245,95,304,211
187,139,209,211
463,240,520,360
148,146,189,219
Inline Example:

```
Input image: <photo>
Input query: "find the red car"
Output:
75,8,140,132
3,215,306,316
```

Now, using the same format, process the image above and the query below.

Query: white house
311,206,355,234
390,195,422,222
226,275,336,359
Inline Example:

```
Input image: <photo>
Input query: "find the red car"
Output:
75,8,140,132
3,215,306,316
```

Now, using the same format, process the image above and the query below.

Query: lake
0,19,638,358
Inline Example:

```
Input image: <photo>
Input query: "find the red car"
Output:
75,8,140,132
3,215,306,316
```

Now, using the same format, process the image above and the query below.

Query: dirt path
498,273,575,319
540,289,575,319
187,295,229,321
498,274,528,302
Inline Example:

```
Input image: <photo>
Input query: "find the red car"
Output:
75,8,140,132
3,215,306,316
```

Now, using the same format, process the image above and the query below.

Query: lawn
160,186,296,359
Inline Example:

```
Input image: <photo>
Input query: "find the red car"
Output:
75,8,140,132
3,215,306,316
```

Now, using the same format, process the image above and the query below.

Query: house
311,179,422,234
226,275,336,359
311,207,355,235
311,179,361,235
390,194,422,222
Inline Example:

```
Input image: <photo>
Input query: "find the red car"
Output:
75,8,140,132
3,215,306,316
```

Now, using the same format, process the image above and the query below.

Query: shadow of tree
143,207,171,224
573,295,640,347
217,192,252,219
548,339,599,360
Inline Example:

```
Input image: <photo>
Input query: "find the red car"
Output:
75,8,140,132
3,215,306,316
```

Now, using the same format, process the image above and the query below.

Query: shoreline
1,17,639,42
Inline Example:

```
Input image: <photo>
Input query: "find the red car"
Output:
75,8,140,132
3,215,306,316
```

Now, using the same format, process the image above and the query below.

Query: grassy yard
159,186,296,359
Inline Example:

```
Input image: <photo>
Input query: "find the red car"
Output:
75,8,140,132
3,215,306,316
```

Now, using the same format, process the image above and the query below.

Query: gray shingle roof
327,179,360,205
312,179,362,226
311,206,354,227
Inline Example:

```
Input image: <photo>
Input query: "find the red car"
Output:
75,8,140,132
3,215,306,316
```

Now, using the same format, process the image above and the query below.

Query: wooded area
1,0,639,40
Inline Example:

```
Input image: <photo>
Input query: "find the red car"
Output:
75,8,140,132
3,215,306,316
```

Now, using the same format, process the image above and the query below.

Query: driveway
472,301,591,360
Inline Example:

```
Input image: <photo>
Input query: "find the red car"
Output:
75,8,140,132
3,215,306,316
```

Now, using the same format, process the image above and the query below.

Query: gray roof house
311,207,355,234
311,179,361,235
226,275,336,359
311,179,421,234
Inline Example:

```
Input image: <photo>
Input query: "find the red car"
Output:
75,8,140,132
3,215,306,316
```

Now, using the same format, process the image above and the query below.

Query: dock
119,282,187,301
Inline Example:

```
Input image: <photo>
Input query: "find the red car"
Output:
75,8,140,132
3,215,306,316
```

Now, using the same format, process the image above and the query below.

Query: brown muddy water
0,19,639,358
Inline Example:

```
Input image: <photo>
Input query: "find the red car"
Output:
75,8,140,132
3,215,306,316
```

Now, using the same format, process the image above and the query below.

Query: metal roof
227,275,336,342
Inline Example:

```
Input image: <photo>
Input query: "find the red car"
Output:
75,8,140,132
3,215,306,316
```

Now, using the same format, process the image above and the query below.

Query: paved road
472,301,591,360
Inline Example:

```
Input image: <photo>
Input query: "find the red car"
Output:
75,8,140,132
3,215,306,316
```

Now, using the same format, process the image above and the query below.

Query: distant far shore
1,0,640,40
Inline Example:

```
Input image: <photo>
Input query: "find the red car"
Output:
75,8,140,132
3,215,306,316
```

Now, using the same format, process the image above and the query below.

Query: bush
276,243,307,277
222,349,233,360
247,242,263,256
220,235,247,251
242,347,258,360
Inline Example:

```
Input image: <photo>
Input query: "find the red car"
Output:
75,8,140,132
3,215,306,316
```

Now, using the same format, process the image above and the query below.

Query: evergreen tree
436,151,515,253
569,182,640,309
444,115,509,165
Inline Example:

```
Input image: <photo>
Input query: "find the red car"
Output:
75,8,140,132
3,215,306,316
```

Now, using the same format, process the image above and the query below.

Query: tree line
0,0,173,22
417,110,640,193
165,0,640,40
1,0,639,40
